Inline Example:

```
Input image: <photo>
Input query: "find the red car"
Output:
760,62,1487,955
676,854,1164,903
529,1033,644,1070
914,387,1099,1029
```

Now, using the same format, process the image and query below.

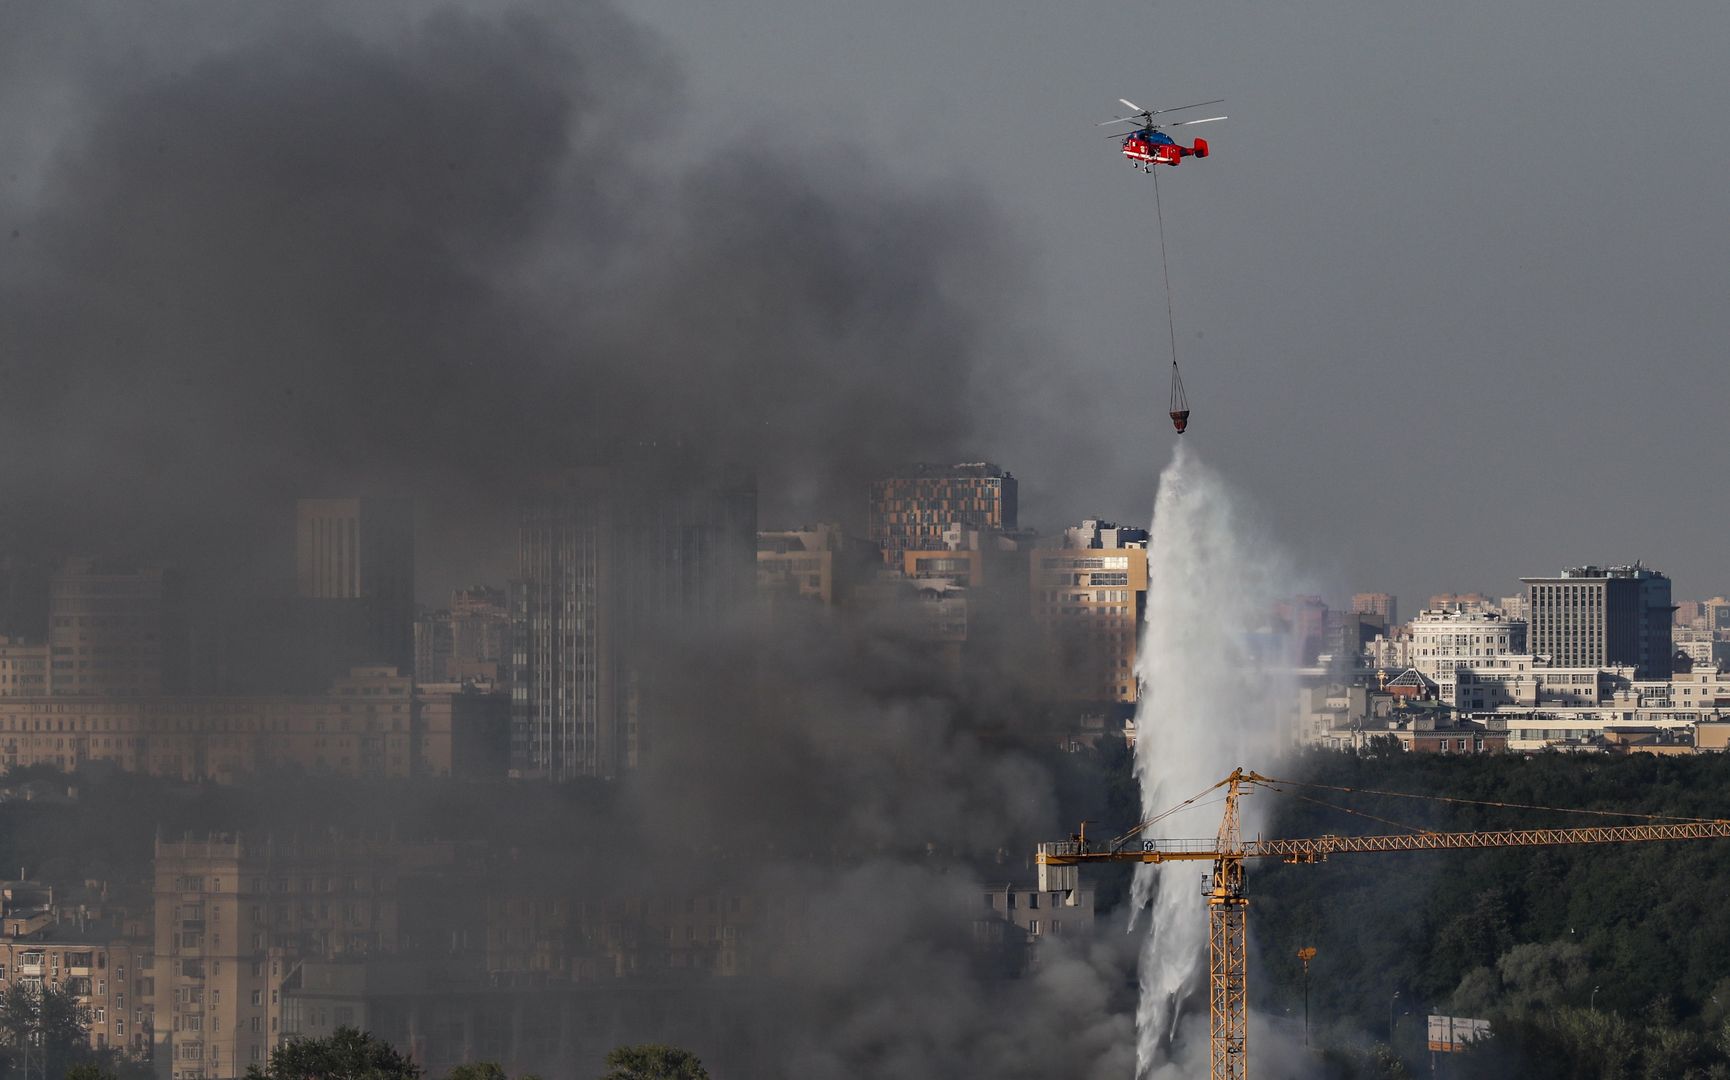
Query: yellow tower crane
1036,767,1730,1080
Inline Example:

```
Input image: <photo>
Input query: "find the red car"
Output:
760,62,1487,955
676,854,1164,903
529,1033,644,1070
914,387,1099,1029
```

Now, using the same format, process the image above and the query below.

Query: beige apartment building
1029,528,1148,705
757,526,841,605
152,836,459,1080
0,637,47,697
0,880,155,1060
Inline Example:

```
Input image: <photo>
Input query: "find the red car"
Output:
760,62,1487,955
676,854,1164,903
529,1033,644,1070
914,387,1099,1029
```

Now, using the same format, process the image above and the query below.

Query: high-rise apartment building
413,588,510,686
867,463,1017,567
757,525,845,607
1351,592,1398,627
449,587,509,682
294,499,415,678
1523,564,1674,678
512,460,756,780
1029,522,1149,705
152,836,458,1080
48,558,183,696
412,613,454,684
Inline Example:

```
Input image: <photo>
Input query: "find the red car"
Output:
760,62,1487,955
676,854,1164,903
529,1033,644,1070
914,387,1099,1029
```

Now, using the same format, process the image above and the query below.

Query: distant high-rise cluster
1304,561,1720,754
1351,592,1398,626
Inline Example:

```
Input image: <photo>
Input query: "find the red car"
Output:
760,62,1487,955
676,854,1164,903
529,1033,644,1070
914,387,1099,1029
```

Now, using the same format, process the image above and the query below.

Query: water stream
1130,443,1297,1077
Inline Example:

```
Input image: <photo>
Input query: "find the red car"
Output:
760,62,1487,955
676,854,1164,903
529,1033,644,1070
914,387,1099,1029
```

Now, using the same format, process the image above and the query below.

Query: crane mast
1208,771,1248,1080
1036,768,1730,1080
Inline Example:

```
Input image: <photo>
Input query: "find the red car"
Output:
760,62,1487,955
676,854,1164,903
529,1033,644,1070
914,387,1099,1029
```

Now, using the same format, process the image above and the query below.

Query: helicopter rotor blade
1096,116,1144,127
1166,115,1226,127
1119,98,1145,113
1144,98,1225,117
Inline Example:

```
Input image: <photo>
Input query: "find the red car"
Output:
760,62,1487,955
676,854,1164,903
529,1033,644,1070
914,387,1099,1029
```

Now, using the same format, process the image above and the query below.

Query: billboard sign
1427,1014,1491,1053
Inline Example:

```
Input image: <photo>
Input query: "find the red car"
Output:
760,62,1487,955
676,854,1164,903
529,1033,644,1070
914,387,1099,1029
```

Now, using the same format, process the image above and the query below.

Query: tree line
1244,748,1730,1079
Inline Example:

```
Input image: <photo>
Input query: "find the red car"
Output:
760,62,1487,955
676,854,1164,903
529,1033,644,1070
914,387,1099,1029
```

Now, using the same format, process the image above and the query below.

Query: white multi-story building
1477,668,1730,751
1674,629,1730,672
1407,609,1527,706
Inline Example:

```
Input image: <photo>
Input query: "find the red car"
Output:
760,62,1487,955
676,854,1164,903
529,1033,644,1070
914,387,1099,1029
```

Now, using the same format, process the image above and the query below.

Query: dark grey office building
1523,564,1674,679
512,458,756,780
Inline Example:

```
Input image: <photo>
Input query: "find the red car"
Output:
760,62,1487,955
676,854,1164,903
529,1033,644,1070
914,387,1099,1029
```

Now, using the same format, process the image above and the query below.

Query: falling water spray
1129,442,1299,1078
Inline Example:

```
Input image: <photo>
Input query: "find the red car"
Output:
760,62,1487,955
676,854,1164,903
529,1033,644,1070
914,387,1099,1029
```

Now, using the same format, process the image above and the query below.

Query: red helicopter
1098,98,1225,172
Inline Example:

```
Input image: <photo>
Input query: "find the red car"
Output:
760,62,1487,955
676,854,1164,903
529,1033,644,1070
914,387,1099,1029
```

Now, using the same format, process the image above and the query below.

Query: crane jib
1036,820,1730,867
1035,765,1730,1080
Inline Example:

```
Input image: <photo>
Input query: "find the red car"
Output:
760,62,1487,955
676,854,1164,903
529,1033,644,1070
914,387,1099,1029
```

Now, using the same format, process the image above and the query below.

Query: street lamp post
1390,990,1401,1047
1592,985,1601,1012
1298,947,1317,1047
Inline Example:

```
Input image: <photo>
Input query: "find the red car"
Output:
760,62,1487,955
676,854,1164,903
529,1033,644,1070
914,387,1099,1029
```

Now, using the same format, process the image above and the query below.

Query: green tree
446,1066,508,1080
0,981,94,1078
599,1044,709,1080
245,1027,420,1080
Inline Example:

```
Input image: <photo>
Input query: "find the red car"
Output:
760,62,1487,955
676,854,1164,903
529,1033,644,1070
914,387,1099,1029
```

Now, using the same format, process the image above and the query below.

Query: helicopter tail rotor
1192,137,1209,158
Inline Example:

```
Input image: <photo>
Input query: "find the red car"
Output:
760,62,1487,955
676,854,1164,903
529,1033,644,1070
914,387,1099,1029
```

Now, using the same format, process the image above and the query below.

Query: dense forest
1234,748,1730,1079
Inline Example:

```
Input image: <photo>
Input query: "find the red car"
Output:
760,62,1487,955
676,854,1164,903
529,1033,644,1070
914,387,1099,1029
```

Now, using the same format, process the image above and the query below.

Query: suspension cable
1150,164,1181,377
1250,774,1717,825
1253,783,1432,836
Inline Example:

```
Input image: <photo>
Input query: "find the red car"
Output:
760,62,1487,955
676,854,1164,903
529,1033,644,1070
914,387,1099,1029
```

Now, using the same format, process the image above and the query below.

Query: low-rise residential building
0,880,154,1059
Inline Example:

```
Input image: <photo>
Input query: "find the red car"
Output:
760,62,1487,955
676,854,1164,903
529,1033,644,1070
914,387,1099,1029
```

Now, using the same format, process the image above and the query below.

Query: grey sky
3,0,1725,614
631,0,1730,611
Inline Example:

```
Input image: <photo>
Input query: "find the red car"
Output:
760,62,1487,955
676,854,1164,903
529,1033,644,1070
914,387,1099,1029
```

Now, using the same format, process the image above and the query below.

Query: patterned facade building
867,463,1017,567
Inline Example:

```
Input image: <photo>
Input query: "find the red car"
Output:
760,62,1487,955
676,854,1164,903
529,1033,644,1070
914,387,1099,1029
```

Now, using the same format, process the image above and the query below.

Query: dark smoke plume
0,0,1041,593
0,4,1138,1077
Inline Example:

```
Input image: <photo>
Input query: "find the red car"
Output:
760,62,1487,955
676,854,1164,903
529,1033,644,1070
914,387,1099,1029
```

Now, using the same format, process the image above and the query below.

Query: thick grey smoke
0,0,1042,590
0,4,1142,1077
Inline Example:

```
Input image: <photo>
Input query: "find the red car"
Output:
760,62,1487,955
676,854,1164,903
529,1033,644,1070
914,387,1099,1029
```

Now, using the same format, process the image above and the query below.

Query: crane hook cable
1111,773,1238,848
1249,774,1723,826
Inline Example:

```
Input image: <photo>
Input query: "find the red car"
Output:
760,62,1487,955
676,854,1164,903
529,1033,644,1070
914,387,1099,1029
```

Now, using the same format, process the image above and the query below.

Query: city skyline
1,2,1727,1078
